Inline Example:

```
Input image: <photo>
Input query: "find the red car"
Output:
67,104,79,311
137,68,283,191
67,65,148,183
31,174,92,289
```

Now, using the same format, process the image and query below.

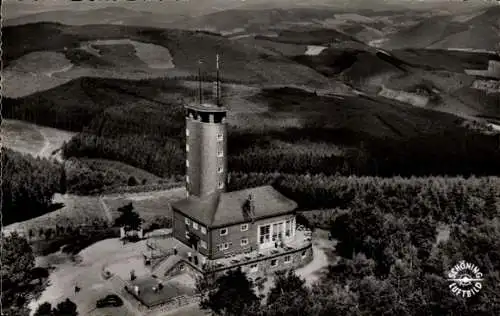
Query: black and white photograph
1,0,499,315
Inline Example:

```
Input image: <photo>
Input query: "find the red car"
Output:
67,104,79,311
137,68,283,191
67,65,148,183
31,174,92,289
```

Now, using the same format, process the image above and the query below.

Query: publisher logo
447,261,483,298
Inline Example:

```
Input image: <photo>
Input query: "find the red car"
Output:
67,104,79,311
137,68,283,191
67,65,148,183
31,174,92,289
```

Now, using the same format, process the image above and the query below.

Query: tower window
218,167,224,173
284,255,291,264
220,228,228,236
186,175,190,183
217,133,224,141
186,128,190,136
218,181,224,189
186,160,189,167
186,144,189,152
217,150,224,157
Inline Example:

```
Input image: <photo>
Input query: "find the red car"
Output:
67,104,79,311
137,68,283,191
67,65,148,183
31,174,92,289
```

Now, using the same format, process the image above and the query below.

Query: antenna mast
216,54,220,106
198,60,203,105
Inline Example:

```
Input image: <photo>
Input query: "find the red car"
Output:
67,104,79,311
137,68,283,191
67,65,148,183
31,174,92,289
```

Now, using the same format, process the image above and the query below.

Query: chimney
242,194,255,222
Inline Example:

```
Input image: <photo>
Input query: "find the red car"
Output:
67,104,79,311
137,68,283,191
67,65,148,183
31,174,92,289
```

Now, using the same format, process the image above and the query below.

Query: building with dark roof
167,57,312,278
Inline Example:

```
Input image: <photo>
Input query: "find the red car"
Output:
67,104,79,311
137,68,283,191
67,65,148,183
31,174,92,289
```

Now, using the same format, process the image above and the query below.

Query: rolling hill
2,22,332,98
382,6,500,51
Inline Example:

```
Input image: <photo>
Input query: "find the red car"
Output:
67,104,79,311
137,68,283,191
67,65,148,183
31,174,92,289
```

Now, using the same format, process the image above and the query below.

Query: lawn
3,193,106,237
2,119,46,156
102,187,187,228
79,158,163,184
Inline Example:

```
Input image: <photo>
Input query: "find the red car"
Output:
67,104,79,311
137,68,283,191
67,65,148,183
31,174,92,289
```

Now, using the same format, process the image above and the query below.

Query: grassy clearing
78,158,162,184
102,187,187,228
3,194,106,236
1,119,46,156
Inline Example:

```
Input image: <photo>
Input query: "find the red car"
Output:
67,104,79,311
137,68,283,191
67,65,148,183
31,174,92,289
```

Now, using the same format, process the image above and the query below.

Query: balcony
209,229,312,271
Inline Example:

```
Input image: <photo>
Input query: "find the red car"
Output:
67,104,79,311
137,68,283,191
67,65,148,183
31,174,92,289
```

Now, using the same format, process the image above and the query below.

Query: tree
34,302,53,316
200,267,260,316
114,203,142,231
128,176,138,186
52,298,78,316
264,270,312,316
1,232,36,315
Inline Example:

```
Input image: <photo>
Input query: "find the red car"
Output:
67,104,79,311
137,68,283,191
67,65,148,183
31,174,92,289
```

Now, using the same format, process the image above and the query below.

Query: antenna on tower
198,59,203,105
216,53,221,106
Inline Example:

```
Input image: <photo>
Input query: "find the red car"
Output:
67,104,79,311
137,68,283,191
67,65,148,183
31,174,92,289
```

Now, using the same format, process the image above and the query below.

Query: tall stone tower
185,55,227,197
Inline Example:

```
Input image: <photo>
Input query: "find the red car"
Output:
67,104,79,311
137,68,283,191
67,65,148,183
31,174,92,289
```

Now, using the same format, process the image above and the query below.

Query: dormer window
220,228,228,236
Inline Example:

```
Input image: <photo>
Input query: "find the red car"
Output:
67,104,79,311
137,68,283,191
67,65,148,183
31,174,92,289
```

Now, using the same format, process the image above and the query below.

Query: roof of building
185,102,227,112
171,185,297,228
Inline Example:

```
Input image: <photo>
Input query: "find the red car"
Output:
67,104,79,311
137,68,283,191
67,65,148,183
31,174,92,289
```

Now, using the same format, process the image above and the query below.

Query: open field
2,194,107,236
101,187,187,228
78,158,163,184
2,119,76,160
3,187,186,240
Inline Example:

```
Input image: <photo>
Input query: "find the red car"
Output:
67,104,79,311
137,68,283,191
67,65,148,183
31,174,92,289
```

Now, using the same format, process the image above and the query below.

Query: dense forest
199,175,500,316
2,148,64,225
228,172,499,224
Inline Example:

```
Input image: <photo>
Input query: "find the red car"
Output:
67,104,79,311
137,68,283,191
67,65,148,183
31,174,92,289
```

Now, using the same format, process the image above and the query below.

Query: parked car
96,294,123,308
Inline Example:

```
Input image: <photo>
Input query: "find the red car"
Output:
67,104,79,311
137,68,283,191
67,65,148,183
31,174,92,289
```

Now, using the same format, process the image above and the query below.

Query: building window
220,228,228,236
193,222,198,230
201,240,207,249
285,220,291,237
240,238,249,246
217,150,224,157
302,250,307,258
217,133,223,141
272,222,283,241
270,259,278,267
249,264,258,273
186,175,190,183
186,144,189,152
241,224,249,232
284,255,291,264
186,160,189,167
218,167,224,173
201,226,207,235
219,243,230,251
185,231,190,239
179,263,185,271
218,181,224,189
186,129,190,137
185,218,191,225
259,225,270,244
